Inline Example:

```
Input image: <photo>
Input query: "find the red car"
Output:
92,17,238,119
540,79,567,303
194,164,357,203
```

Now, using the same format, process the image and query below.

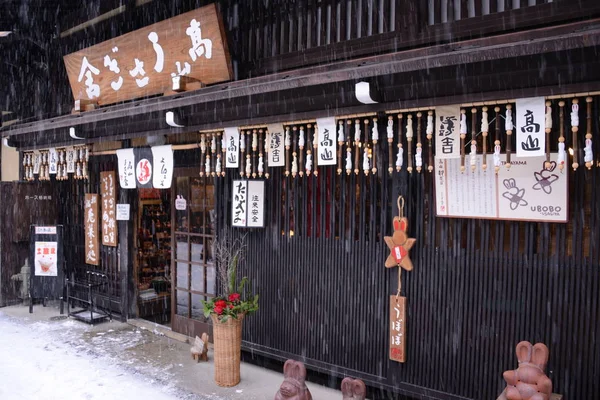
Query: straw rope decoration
415,112,423,173
406,114,413,174
313,123,319,177
426,111,434,173
571,99,580,171
459,109,467,173
585,97,594,170
306,124,313,176
337,120,344,175
558,101,566,172
298,126,305,177
388,116,394,174
346,120,353,175
291,126,298,178
258,129,264,178
363,118,371,176
470,108,477,172
372,117,378,175
505,104,514,170
481,107,489,171
545,102,552,169
199,134,206,177
494,106,502,174
396,114,404,172
284,126,291,177
354,119,361,175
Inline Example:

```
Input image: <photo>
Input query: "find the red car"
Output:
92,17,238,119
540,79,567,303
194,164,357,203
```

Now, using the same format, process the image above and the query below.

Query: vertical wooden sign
84,193,100,265
101,171,118,247
389,295,407,363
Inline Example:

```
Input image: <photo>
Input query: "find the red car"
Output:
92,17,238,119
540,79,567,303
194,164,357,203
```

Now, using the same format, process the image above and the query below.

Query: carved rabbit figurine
274,360,312,400
503,341,552,400
341,377,366,400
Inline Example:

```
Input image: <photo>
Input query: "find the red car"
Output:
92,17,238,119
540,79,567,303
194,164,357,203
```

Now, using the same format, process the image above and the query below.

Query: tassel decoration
585,97,594,170
571,99,580,171
505,105,513,170
481,107,489,171
396,114,404,172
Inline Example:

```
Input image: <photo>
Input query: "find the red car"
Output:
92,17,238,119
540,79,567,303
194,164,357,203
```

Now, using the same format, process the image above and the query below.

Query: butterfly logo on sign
136,159,152,184
502,178,528,210
532,161,559,195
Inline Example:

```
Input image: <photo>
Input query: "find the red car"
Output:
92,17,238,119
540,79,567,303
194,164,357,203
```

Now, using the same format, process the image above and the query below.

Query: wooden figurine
341,378,366,400
501,341,552,400
384,216,416,271
190,333,209,362
274,360,312,400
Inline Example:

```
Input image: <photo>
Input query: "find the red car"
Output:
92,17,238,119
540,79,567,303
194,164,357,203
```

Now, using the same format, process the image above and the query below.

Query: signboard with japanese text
231,180,247,227
435,105,461,159
34,241,58,277
134,148,153,189
101,171,118,247
35,226,57,235
66,147,77,173
224,127,240,168
84,194,100,266
63,3,232,106
389,296,407,363
516,97,545,158
247,181,265,228
116,204,130,221
116,148,135,189
316,117,336,166
151,145,174,189
48,148,58,175
33,150,41,175
267,123,285,167
435,154,567,222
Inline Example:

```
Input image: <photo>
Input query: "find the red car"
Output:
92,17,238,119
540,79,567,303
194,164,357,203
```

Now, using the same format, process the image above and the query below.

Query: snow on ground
0,312,201,400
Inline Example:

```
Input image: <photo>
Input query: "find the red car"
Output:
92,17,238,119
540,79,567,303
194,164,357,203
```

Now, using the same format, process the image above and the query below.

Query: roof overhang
4,18,600,150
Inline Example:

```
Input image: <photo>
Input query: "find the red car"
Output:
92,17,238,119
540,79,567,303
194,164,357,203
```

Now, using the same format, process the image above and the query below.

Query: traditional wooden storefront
2,1,600,399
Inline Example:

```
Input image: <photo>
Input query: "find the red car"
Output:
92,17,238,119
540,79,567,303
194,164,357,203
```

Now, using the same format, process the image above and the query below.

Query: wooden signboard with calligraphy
101,171,118,247
63,3,232,107
84,194,100,266
389,295,407,363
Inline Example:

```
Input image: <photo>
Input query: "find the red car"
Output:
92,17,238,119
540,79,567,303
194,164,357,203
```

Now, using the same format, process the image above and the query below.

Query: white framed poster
34,241,58,276
247,180,265,227
316,117,336,165
232,180,248,227
435,154,567,222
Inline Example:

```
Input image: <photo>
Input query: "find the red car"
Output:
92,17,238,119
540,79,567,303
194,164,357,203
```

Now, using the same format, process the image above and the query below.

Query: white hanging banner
116,148,136,189
224,127,240,168
247,180,265,228
151,145,174,189
66,147,77,173
33,150,41,175
267,123,285,167
48,148,58,175
231,180,248,227
516,97,545,158
316,117,337,166
435,105,461,159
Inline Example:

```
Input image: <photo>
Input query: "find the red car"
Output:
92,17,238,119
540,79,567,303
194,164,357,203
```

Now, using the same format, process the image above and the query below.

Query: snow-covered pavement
0,312,193,400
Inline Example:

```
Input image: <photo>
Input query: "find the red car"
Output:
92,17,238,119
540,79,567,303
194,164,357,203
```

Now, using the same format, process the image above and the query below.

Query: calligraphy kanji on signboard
84,193,100,266
101,171,118,247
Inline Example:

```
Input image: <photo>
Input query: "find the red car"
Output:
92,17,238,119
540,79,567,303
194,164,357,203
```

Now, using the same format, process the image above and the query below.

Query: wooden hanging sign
63,3,232,107
389,295,407,363
84,194,100,266
100,171,118,247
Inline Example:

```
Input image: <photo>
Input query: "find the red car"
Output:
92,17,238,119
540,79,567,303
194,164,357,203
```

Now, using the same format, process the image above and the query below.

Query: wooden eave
4,18,600,150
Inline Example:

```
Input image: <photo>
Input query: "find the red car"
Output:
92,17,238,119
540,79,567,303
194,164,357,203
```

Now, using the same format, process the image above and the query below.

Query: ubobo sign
63,3,232,106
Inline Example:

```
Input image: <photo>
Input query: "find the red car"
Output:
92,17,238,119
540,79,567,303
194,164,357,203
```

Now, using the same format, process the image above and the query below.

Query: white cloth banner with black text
224,127,240,168
267,123,285,167
151,145,174,189
316,117,337,166
435,105,461,159
116,148,136,189
516,97,545,158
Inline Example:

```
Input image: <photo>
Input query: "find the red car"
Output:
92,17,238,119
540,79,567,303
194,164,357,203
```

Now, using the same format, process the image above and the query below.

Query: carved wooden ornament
384,216,416,271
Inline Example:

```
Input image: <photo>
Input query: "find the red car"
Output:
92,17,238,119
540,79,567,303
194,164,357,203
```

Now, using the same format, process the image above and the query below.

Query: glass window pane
206,263,216,295
175,177,189,232
176,290,189,317
191,265,205,293
175,235,188,261
191,239,204,264
176,262,189,289
191,293,207,320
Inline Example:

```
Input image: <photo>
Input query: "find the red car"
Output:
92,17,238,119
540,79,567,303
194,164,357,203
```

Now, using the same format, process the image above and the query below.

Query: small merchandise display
137,198,172,323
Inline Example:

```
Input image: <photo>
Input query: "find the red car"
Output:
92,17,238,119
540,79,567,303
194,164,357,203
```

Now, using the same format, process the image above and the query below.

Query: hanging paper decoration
459,109,467,173
264,128,270,179
338,120,345,175
199,134,206,177
415,112,423,173
545,102,552,170
258,129,264,178
571,99,580,171
239,130,246,177
384,196,416,364
291,127,298,178
372,117,378,175
585,97,594,170
558,101,566,172
406,114,413,174
285,126,291,177
210,133,217,177
363,119,370,176
494,106,502,174
515,97,545,158
245,131,252,178
354,119,361,175
481,107,489,171
470,108,477,172
505,104,514,169
313,123,319,177
396,114,404,172
426,111,434,173
388,116,394,174
346,120,353,175
251,129,258,178
221,131,228,174
298,126,305,177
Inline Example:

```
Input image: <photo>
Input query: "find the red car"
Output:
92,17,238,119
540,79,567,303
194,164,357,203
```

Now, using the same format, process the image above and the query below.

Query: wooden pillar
118,140,136,320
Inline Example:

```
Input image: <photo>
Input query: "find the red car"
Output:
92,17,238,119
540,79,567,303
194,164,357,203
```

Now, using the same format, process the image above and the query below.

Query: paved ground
0,302,342,400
